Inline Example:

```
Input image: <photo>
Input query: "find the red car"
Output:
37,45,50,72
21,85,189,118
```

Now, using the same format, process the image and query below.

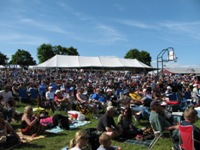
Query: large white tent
34,55,152,70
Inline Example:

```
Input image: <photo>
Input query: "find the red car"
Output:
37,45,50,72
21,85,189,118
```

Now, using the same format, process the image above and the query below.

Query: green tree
67,46,79,55
37,44,79,63
124,49,151,66
124,49,140,59
37,43,55,64
139,50,151,66
10,49,36,67
53,45,79,55
0,52,8,66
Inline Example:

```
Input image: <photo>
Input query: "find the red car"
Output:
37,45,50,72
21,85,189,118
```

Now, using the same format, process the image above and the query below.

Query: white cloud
0,32,49,46
19,18,69,34
115,19,158,29
159,21,200,40
96,24,126,43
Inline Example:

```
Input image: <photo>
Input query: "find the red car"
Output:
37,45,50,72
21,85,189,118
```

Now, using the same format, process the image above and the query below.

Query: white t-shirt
0,90,13,104
45,91,54,101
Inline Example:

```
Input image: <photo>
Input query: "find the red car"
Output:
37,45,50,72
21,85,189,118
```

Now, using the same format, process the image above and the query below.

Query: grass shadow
45,132,68,138
15,143,46,149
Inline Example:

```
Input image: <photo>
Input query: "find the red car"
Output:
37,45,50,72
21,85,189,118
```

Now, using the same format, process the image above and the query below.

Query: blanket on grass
124,139,152,147
69,120,91,129
46,126,64,133
16,131,45,143
45,120,91,133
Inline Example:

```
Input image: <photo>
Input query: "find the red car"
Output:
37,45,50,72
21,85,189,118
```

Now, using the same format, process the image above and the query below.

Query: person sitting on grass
69,130,90,150
0,112,21,149
97,132,122,150
117,107,142,139
97,106,123,139
21,105,45,137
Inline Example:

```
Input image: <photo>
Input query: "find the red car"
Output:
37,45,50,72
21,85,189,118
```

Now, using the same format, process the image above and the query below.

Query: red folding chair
166,92,187,112
179,125,195,150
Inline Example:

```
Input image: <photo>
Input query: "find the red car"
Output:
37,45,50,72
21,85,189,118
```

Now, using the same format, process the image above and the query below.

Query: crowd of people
0,68,200,149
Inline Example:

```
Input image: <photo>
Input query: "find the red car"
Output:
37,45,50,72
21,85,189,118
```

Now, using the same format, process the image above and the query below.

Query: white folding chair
148,121,174,150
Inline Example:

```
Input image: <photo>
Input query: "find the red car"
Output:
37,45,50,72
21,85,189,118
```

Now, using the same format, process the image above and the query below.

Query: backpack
84,128,100,150
52,114,70,130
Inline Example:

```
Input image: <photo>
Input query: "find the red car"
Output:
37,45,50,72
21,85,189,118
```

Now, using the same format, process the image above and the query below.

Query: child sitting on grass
97,132,122,150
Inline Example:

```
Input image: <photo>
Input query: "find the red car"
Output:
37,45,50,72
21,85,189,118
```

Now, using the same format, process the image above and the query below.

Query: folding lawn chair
76,102,91,115
148,121,174,150
166,92,188,112
179,124,200,150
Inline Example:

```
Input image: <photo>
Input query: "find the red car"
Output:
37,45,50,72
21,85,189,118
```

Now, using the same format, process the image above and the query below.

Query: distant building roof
163,68,200,74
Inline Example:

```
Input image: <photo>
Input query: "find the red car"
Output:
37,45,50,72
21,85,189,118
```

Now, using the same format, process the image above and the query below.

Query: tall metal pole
157,47,177,81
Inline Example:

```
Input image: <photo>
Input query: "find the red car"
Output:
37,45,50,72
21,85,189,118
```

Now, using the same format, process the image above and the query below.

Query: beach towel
16,131,45,143
45,126,64,133
69,120,91,129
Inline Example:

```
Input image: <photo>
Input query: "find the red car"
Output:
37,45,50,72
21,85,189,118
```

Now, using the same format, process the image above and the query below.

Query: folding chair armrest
154,131,161,134
154,130,171,137
194,139,200,144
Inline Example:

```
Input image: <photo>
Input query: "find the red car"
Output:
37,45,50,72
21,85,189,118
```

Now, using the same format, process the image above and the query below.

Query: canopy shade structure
34,55,152,70
162,68,200,74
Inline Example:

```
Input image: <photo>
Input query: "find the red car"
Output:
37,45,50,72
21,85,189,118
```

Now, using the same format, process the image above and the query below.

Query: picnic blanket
124,139,152,147
45,120,91,133
70,120,91,129
46,126,64,133
16,131,45,143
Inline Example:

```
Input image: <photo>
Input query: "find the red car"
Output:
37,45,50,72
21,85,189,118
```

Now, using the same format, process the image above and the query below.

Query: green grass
12,103,177,150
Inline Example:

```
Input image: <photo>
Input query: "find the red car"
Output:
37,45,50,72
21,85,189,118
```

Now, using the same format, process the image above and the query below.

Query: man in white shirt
45,86,55,113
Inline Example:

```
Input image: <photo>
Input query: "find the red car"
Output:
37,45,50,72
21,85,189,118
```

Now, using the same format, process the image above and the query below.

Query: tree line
0,43,151,67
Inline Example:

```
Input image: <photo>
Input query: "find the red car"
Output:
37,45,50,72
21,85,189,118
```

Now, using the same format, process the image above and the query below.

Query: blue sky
0,0,200,68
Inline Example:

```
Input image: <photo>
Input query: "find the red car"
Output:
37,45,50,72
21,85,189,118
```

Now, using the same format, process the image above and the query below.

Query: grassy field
11,102,182,150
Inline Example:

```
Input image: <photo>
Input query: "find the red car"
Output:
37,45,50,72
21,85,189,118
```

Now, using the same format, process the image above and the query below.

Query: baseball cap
106,88,113,92
61,88,66,91
48,86,53,89
167,86,172,89
55,90,61,94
